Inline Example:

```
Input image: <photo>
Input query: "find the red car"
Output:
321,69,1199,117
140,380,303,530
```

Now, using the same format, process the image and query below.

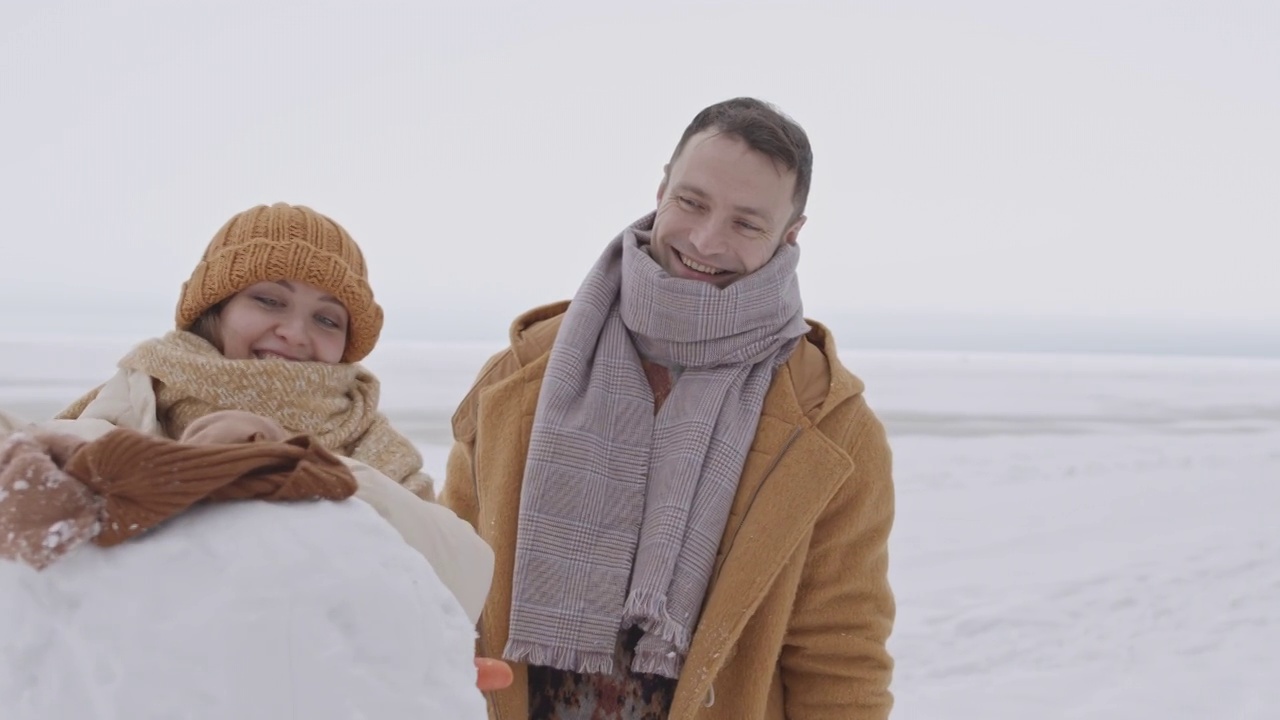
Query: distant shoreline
0,311,1273,360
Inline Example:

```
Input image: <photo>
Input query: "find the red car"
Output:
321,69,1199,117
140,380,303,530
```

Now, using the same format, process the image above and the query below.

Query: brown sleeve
72,427,356,547
780,398,896,719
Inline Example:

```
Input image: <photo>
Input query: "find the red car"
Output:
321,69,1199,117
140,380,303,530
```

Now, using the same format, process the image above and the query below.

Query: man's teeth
680,254,726,275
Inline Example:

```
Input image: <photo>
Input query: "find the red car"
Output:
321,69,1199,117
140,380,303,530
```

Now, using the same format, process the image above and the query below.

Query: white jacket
3,368,494,624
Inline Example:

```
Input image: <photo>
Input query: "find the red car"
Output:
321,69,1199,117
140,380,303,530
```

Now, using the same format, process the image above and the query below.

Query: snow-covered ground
889,430,1278,719
3,335,1278,719
848,352,1280,719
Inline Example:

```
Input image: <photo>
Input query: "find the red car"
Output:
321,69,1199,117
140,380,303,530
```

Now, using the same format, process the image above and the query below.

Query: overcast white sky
1,0,1276,346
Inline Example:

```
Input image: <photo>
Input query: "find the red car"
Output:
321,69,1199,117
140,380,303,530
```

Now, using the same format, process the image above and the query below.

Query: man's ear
784,214,807,246
656,164,671,205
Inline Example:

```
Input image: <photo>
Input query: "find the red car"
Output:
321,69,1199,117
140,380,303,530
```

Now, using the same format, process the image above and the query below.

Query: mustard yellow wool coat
442,302,896,719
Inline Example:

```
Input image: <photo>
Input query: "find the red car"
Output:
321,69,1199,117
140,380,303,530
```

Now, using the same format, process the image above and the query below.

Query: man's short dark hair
670,97,813,220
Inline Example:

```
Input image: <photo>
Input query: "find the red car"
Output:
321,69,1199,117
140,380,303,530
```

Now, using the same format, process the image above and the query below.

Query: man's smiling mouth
677,250,727,275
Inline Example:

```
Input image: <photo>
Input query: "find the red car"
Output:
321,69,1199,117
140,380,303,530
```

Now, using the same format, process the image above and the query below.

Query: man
442,97,895,719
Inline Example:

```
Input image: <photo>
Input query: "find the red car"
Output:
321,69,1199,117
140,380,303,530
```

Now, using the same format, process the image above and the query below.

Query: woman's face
217,280,349,364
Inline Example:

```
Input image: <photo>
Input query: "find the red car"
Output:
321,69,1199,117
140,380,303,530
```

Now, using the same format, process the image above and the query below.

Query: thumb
475,657,514,691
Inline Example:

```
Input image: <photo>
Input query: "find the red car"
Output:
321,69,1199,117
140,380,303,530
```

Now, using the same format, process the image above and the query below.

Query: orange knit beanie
175,203,384,362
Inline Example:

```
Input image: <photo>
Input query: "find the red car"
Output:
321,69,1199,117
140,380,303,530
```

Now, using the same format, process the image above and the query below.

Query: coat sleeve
440,435,480,528
37,369,163,441
780,399,896,719
344,457,494,624
438,347,521,530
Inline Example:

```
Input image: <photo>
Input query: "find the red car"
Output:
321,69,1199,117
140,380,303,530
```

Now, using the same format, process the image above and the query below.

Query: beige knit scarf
59,331,424,486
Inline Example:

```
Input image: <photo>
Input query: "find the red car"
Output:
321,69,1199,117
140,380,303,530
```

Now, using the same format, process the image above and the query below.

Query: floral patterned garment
528,627,677,720
528,360,679,719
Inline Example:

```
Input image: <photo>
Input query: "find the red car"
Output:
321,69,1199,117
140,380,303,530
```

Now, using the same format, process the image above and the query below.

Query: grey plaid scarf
504,213,808,678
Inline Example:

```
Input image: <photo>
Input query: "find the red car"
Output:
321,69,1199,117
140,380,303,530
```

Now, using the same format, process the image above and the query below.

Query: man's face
650,130,805,288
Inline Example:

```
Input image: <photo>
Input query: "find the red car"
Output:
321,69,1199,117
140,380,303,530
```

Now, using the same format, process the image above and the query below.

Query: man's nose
687,217,727,256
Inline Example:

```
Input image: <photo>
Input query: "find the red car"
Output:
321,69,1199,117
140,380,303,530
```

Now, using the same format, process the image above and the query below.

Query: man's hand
475,657,513,691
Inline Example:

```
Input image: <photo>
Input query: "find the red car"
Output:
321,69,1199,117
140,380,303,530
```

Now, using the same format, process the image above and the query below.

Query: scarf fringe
503,639,615,676
632,645,684,679
623,589,693,650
